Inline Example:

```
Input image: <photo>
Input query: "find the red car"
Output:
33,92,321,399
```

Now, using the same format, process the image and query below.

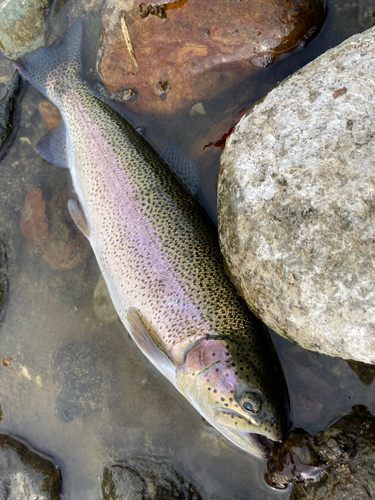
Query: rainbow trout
15,19,289,457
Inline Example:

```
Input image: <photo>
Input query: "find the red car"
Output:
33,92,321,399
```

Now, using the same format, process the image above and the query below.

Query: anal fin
35,121,69,168
127,308,176,381
68,199,90,238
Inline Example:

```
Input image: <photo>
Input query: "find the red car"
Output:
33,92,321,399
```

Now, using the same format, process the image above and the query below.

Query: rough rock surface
0,0,51,59
218,26,375,364
102,456,202,500
0,59,20,158
265,405,375,499
98,0,325,115
0,434,61,499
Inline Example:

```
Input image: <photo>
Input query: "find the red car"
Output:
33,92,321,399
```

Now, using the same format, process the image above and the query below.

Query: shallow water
0,0,374,498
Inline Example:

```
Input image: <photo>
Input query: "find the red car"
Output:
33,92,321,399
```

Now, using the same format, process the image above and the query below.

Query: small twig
120,13,138,68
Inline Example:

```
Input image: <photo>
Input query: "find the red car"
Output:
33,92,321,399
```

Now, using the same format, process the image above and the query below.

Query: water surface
0,0,374,498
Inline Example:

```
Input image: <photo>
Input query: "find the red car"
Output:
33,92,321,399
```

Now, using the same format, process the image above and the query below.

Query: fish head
176,337,288,458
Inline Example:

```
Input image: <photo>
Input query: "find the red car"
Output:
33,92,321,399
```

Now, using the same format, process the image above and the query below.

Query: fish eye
239,393,262,414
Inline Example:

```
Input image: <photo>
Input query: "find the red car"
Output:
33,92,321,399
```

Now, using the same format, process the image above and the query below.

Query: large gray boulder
218,26,375,364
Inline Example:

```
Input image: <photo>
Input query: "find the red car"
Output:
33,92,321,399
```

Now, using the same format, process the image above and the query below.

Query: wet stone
98,0,325,115
265,405,375,499
52,341,118,423
20,184,49,248
102,456,203,500
0,0,51,59
0,238,8,326
218,25,375,364
20,186,92,270
38,100,62,130
0,59,20,159
43,190,91,271
0,434,61,499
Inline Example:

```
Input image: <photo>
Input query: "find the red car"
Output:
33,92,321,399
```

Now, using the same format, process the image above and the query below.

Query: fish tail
14,18,83,101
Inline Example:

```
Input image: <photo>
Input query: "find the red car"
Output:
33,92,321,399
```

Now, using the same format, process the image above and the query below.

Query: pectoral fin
68,199,90,238
35,122,69,168
127,308,176,381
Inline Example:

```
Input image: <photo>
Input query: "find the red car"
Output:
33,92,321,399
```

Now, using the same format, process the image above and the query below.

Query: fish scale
15,18,289,458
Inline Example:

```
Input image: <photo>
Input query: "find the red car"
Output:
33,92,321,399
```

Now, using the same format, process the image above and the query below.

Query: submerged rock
20,186,91,270
43,190,91,270
93,274,118,324
38,100,62,130
0,0,51,59
102,456,202,500
20,184,49,248
52,341,118,422
0,59,20,159
218,26,375,364
346,359,375,386
0,434,61,499
98,0,325,115
358,0,375,27
265,405,375,499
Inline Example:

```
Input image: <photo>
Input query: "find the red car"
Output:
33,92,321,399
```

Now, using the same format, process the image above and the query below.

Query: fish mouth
217,424,275,458
233,429,272,458
212,409,281,458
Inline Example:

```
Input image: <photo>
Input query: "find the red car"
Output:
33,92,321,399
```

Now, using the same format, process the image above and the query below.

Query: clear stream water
0,0,374,498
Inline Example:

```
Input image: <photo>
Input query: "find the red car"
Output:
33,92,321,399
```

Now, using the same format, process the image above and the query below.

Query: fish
161,140,216,223
14,18,289,458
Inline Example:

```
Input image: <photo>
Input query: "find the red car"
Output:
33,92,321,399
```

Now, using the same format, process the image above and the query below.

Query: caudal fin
14,18,83,101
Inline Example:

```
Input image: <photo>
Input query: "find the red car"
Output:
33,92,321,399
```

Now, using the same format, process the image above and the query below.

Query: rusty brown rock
43,191,91,271
38,101,62,130
20,187,91,270
98,0,325,115
20,185,49,247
